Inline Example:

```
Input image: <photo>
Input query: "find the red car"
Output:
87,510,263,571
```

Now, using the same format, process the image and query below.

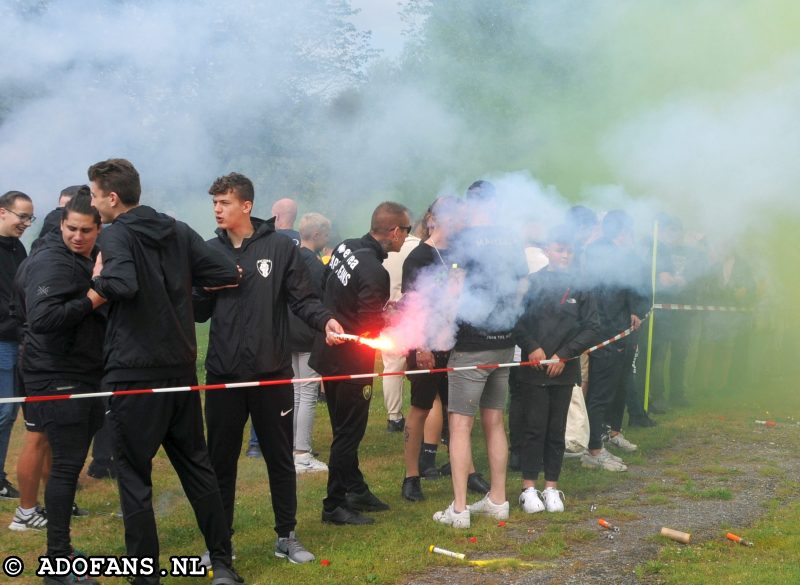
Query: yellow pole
644,221,659,412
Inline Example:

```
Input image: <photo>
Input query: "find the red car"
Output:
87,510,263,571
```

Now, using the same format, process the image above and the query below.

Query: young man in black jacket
194,173,343,565
310,201,411,526
582,210,648,472
88,158,243,585
13,194,106,584
0,190,34,501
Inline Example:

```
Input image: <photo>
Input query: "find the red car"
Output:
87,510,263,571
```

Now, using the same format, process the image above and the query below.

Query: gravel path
407,423,800,585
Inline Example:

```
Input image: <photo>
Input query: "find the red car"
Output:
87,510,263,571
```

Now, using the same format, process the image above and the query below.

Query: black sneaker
210,564,244,585
346,489,390,512
0,478,19,500
629,415,658,428
72,502,89,517
467,472,491,495
87,461,116,480
322,506,374,525
387,417,405,433
401,476,424,502
439,462,451,476
44,574,101,585
419,467,441,480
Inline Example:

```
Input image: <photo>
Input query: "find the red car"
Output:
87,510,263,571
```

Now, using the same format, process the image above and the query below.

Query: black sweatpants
587,351,626,450
323,379,372,512
90,398,115,470
650,313,690,402
519,383,572,482
605,341,640,431
107,378,232,575
27,380,104,557
204,371,296,538
507,367,524,458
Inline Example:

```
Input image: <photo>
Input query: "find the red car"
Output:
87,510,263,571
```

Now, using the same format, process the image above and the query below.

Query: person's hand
415,349,434,370
87,288,106,310
630,314,642,330
546,354,565,378
528,348,547,370
92,252,104,279
325,319,345,345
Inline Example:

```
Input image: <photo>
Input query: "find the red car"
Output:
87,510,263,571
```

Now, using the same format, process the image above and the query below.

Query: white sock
18,506,36,516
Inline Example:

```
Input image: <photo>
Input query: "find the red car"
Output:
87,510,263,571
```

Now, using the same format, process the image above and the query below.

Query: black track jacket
92,206,238,382
309,233,389,376
194,217,333,378
14,231,105,384
0,235,27,342
515,269,601,386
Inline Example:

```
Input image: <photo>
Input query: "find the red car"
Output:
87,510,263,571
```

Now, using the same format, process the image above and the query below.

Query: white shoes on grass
519,487,564,513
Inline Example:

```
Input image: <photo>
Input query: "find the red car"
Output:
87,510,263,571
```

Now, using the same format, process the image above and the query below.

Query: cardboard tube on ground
660,527,691,544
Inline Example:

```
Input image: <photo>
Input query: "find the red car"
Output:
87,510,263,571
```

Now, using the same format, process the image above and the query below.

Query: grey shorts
447,348,514,416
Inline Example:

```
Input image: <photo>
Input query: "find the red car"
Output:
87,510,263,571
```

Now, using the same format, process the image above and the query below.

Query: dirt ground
406,422,800,585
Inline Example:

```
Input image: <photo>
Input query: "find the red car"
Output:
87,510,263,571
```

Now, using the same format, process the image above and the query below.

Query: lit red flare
333,332,396,352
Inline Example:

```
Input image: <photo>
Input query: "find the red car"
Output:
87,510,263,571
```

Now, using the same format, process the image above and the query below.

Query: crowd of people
0,161,757,584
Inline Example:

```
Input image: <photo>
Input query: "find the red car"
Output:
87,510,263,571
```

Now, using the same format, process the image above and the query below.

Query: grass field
1,324,799,584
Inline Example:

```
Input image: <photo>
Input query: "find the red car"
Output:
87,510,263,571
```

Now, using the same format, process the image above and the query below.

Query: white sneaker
433,502,470,528
294,452,328,473
581,450,628,472
519,488,545,514
541,487,565,512
467,493,509,520
608,433,637,452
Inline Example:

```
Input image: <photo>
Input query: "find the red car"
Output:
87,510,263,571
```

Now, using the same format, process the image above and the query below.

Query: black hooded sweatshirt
92,206,238,383
514,269,601,386
13,230,105,384
0,235,27,342
193,217,333,378
309,233,389,376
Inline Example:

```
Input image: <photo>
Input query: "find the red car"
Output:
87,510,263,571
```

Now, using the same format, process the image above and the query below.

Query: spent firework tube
598,519,620,532
726,532,754,547
660,527,691,544
428,545,466,560
754,420,777,427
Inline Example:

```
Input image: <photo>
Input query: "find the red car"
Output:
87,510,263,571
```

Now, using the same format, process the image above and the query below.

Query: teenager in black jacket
194,173,342,565
88,158,243,585
310,201,411,526
13,195,106,582
515,227,600,514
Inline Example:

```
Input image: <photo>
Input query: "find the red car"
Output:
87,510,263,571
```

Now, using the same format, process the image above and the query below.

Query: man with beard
195,173,343,564
13,193,106,585
88,158,242,585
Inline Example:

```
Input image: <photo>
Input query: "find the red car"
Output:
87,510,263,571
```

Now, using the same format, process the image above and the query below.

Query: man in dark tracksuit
87,158,243,585
583,211,648,472
310,201,411,526
14,194,106,585
194,173,342,565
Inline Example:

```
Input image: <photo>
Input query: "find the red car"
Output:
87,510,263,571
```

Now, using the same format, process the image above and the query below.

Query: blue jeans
0,341,20,482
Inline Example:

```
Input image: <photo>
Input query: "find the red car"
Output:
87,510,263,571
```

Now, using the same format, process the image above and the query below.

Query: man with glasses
0,191,35,501
310,201,411,526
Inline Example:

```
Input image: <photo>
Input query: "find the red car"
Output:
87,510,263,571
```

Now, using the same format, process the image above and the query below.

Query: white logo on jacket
256,259,272,278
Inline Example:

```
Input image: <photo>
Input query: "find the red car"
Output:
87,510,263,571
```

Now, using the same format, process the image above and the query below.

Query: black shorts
22,379,104,435
407,350,450,410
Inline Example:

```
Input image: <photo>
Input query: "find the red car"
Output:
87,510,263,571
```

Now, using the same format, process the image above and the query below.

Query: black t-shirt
401,241,451,294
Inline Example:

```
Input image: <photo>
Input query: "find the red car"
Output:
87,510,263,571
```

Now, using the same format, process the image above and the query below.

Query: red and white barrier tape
653,303,752,312
1,301,751,405
0,359,563,405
